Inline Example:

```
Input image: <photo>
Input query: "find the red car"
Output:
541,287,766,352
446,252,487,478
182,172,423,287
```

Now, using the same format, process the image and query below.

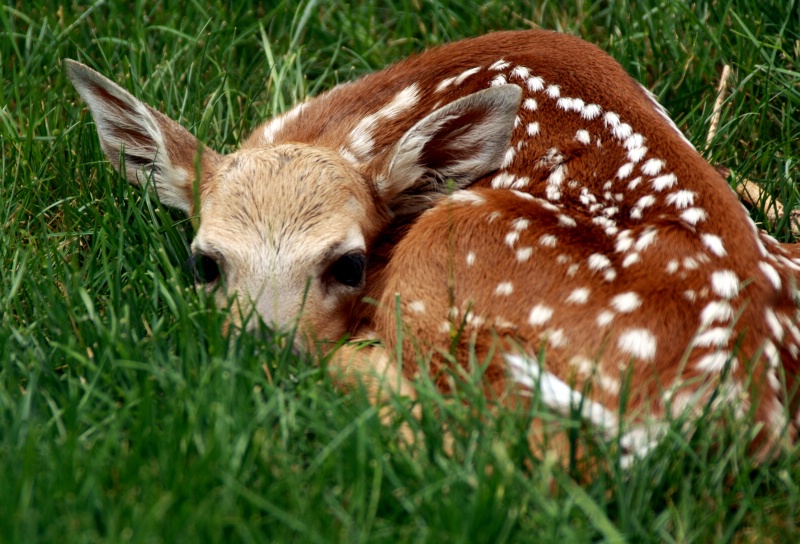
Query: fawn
67,29,799,465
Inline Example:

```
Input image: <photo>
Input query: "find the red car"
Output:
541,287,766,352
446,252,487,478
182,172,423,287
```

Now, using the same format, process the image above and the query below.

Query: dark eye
329,252,366,288
189,253,221,284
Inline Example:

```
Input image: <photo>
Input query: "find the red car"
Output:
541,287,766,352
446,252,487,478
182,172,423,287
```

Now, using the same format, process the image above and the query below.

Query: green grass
2,0,799,542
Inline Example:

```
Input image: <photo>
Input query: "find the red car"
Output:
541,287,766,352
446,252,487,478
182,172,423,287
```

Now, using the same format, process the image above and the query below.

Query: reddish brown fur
69,30,800,462
256,30,799,455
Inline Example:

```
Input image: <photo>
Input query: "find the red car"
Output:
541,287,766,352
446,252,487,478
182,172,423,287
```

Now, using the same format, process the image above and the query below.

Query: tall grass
1,1,798,542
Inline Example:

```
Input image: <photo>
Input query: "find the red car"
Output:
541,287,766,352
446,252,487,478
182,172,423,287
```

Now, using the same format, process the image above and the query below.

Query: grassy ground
1,0,799,542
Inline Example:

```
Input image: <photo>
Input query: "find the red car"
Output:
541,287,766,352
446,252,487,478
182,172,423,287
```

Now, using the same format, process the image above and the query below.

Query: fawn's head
65,59,521,348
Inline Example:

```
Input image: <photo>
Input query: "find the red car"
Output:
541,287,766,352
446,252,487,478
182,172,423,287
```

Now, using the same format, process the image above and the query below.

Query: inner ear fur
65,59,219,214
379,84,522,215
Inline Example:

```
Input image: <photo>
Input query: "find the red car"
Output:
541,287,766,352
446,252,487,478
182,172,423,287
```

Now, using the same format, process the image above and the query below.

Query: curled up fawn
66,29,799,467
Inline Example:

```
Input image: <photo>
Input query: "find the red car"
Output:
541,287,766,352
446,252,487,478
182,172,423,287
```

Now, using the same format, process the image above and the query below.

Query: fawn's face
65,58,521,349
190,145,385,347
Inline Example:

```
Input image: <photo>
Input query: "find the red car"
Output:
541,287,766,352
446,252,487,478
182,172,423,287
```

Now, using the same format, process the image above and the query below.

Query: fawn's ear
378,84,522,215
64,59,220,214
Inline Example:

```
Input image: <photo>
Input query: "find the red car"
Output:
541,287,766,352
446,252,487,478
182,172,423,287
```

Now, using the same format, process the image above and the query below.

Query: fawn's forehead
195,145,372,254
203,145,371,219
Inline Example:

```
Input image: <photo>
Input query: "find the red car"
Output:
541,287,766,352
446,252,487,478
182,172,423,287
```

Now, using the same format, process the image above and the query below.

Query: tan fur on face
191,144,388,347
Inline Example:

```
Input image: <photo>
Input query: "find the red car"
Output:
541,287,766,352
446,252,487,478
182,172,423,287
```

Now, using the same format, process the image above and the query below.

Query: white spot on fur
759,261,782,290
763,340,781,369
634,228,658,252
611,292,642,313
511,66,531,79
612,123,633,140
604,111,620,127
615,231,634,252
510,218,529,231
597,310,615,327
693,327,731,348
492,172,516,189
263,115,287,143
548,328,567,348
683,257,699,270
513,190,535,201
695,351,734,373
537,199,560,213
466,251,476,267
467,313,486,328
681,207,708,226
489,59,510,71
546,85,560,98
349,83,419,158
627,146,648,163
501,146,516,168
435,76,456,92
666,260,679,274
627,177,643,191
495,282,514,296
582,103,602,120
454,66,481,85
779,255,800,272
494,316,517,330
523,98,538,111
526,76,545,92
516,247,533,262
546,186,561,201
490,74,508,87
622,253,641,268
651,173,678,191
528,304,554,325
409,300,426,314
527,122,540,136
505,231,520,247
505,353,620,438
511,176,529,189
641,158,664,176
618,329,657,361
765,308,784,341
666,190,695,209
548,165,566,188
376,84,421,117
700,300,734,325
625,133,646,150
450,191,486,205
567,288,590,304
575,129,591,144
633,195,656,214
588,253,611,271
781,315,800,344
617,162,635,179
539,234,557,248
558,214,577,228
710,270,740,299
701,234,727,257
